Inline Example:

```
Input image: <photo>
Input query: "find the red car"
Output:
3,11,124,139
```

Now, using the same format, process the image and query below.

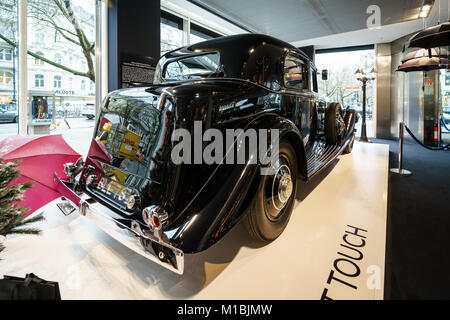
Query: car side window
284,54,308,90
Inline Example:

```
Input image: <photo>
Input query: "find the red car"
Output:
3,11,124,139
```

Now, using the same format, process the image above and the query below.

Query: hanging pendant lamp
401,47,450,62
397,56,450,72
406,21,450,49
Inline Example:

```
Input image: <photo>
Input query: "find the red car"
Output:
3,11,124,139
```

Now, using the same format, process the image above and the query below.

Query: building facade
0,0,95,117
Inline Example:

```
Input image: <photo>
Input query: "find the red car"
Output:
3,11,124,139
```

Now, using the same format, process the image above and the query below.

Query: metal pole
438,117,441,148
95,0,102,116
359,79,371,143
18,0,28,135
390,123,412,176
390,71,412,176
12,47,16,107
398,122,404,171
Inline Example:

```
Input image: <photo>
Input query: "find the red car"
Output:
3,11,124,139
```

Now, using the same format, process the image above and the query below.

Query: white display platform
0,142,389,300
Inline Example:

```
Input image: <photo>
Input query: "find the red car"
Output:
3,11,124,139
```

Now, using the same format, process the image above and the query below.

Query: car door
306,64,319,147
283,53,311,142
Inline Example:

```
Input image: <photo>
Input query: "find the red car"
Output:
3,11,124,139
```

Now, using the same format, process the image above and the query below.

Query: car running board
306,141,341,179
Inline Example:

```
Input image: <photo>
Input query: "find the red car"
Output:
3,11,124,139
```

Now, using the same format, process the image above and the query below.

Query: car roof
165,34,308,59
158,34,313,89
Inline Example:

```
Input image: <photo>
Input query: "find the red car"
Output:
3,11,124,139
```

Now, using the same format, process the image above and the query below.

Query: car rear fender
164,113,306,253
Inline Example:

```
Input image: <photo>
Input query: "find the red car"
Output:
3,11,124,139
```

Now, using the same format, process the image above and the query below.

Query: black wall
108,0,161,91
298,45,315,63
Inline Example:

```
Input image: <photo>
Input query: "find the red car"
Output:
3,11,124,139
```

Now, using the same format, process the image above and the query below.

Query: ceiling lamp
418,0,434,18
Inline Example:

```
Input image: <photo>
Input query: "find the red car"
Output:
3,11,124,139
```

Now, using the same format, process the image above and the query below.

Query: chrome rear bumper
79,199,184,274
54,175,184,275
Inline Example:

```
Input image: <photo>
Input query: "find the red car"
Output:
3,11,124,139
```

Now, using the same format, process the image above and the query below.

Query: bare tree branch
0,32,89,78
61,0,95,81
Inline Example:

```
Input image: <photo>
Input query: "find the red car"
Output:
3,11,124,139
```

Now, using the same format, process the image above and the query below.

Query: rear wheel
13,116,18,123
244,141,298,242
324,103,345,145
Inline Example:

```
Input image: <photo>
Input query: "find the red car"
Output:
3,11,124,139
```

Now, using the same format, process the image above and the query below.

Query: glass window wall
0,0,104,153
190,22,221,45
160,10,222,57
26,0,96,143
0,0,19,138
315,49,376,138
161,11,183,56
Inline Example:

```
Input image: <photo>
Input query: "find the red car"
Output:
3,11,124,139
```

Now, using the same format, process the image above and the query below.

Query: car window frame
310,63,318,93
283,51,309,92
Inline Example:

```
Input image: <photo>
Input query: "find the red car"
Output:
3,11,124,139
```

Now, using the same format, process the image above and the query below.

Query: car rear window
95,94,161,178
162,52,221,82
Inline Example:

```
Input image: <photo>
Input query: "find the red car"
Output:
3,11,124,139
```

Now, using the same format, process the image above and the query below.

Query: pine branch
12,213,45,228
5,228,42,235
0,159,43,245
0,161,21,188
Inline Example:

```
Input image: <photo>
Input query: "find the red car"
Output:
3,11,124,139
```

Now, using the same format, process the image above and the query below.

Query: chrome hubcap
271,164,292,212
278,174,293,204
264,154,295,222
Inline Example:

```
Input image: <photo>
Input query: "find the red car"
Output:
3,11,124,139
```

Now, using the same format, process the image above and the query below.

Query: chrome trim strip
79,199,184,275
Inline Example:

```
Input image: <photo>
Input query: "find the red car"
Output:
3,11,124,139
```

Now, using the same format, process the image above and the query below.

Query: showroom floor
0,141,389,300
379,138,450,300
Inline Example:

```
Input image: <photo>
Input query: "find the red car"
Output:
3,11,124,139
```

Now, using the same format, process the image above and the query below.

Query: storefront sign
32,119,52,125
55,90,76,96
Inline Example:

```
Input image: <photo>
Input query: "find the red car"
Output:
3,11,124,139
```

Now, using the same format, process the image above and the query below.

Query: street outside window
316,49,376,138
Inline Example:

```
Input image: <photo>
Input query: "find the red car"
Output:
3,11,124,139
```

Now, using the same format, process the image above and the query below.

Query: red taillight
152,215,161,228
142,206,168,231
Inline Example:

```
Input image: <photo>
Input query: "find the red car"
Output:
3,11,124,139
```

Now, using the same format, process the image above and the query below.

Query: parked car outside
81,103,96,120
348,105,373,120
0,104,18,123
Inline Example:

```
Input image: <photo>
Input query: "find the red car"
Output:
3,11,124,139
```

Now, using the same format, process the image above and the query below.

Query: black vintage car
56,34,358,274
